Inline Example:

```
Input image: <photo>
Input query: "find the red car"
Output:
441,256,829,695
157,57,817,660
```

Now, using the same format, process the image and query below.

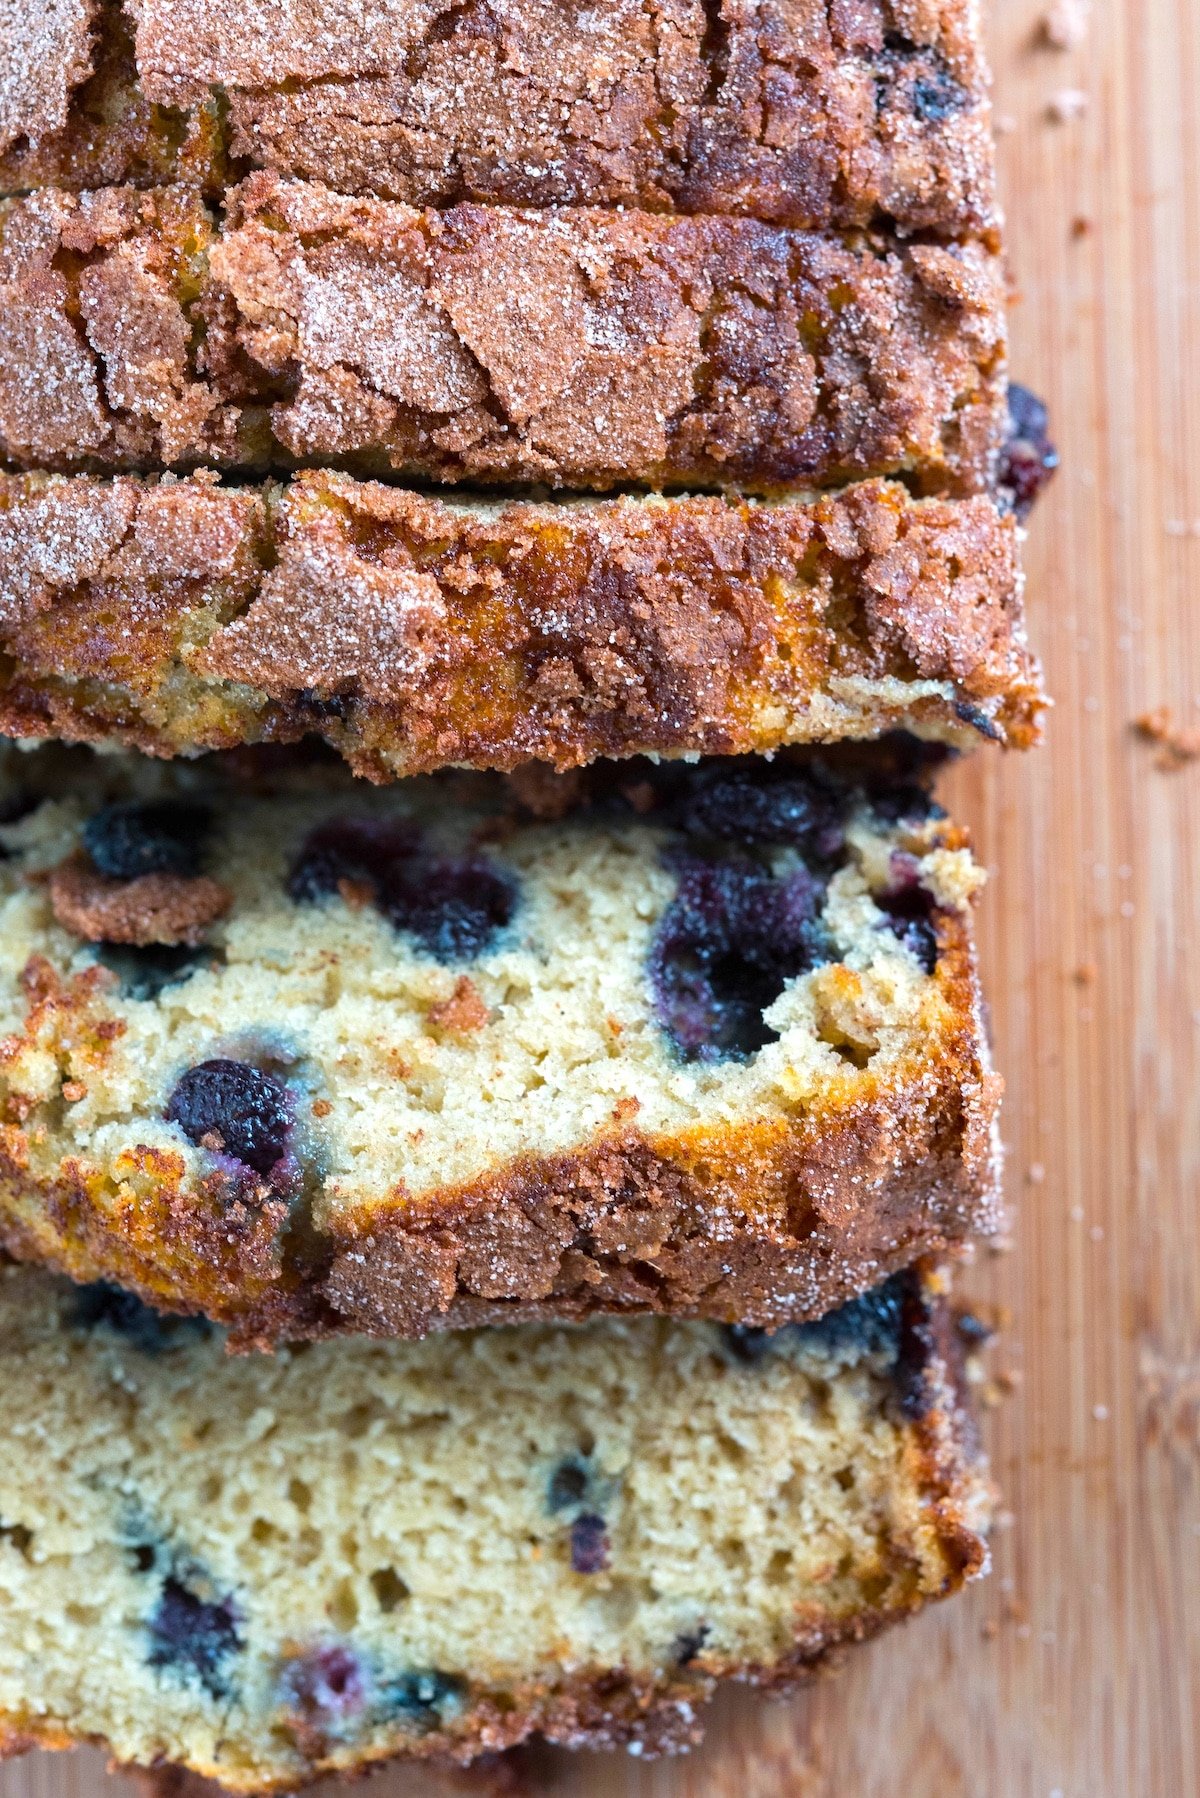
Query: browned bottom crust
0,470,1045,779
0,177,1006,492
0,0,997,240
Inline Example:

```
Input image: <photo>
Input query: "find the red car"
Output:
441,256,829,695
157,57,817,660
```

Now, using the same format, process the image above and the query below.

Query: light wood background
5,1,1199,1792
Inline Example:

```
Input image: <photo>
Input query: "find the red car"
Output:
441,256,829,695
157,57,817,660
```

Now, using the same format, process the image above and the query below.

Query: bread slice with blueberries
0,740,1001,1346
0,1259,992,1791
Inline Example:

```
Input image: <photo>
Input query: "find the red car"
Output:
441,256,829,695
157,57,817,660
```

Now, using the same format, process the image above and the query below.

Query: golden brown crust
0,177,1006,491
0,469,1044,775
0,1263,989,1793
0,0,996,241
0,1,226,196
0,908,1002,1347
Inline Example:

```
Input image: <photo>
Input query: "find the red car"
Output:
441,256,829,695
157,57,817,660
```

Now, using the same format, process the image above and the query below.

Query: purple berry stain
282,1645,368,1731
166,1059,291,1176
649,856,826,1061
147,1576,242,1698
570,1513,611,1575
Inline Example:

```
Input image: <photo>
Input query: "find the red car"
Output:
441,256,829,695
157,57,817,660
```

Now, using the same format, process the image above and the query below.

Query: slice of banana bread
0,177,1007,492
0,1260,991,1790
0,470,1045,775
0,740,1001,1344
0,0,997,240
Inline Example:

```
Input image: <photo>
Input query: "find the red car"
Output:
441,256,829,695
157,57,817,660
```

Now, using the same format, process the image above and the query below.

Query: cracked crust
0,748,1003,1347
0,1260,991,1791
0,469,1045,775
0,0,997,241
0,177,1007,492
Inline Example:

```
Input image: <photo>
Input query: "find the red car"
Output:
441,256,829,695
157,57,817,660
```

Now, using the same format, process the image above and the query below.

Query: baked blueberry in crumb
70,1283,212,1352
282,1645,368,1731
997,384,1059,519
570,1513,611,1574
546,1456,592,1513
722,1272,913,1368
289,818,516,960
381,858,516,961
380,1670,466,1729
83,802,211,880
166,1060,291,1176
673,1623,710,1666
287,817,419,905
96,943,217,1001
877,853,940,974
672,765,846,858
650,856,827,1061
147,1575,242,1699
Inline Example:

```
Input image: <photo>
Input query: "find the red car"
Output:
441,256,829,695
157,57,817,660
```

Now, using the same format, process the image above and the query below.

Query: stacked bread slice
0,1,1050,1788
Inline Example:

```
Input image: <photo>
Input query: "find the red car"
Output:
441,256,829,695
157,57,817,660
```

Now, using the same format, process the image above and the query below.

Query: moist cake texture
0,178,1007,492
0,742,1001,1343
0,470,1045,777
0,0,998,240
0,1261,991,1789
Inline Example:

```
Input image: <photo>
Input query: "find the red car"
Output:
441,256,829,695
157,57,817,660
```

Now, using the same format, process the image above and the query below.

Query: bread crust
0,178,1006,491
0,0,997,241
0,469,1044,776
0,1263,990,1792
0,904,1002,1348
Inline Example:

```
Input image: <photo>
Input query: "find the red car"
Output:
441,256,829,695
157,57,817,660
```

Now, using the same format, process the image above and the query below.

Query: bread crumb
311,1098,333,1118
1026,1162,1045,1185
1040,0,1090,49
1072,961,1098,985
1047,88,1088,122
61,1081,87,1104
1135,707,1200,768
1071,215,1093,239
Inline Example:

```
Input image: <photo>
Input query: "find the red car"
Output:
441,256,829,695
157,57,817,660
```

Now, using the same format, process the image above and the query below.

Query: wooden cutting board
5,1,1198,1792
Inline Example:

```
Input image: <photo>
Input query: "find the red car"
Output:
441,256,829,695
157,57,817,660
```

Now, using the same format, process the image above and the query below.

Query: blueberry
997,384,1059,520
547,1456,591,1513
875,36,966,122
910,69,965,122
70,1282,213,1352
379,1670,465,1730
147,1575,242,1699
649,856,827,1061
96,943,216,1001
289,818,516,961
673,1624,710,1666
876,856,940,974
380,858,517,962
673,765,846,858
83,801,210,880
723,1273,913,1370
282,1645,368,1729
287,817,419,905
721,1324,774,1363
569,1513,610,1575
166,1059,291,1176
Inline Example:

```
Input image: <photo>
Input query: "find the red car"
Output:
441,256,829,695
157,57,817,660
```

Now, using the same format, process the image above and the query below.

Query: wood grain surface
4,1,1199,1792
